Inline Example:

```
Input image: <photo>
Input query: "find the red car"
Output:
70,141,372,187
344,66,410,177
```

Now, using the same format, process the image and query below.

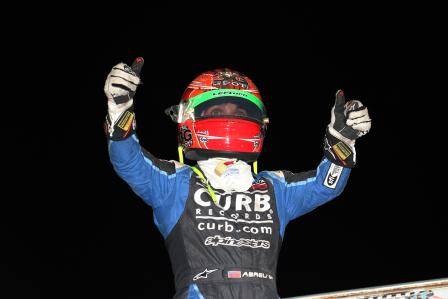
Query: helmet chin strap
178,146,184,164
253,160,258,174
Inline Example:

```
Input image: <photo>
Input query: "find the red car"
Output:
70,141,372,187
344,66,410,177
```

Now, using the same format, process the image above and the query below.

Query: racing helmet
166,68,269,162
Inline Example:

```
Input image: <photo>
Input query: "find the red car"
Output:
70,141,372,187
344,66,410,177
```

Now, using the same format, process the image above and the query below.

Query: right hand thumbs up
104,57,144,104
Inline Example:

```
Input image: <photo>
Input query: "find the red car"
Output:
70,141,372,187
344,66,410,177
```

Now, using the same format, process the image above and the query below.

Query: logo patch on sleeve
332,141,352,161
324,163,343,189
117,111,135,131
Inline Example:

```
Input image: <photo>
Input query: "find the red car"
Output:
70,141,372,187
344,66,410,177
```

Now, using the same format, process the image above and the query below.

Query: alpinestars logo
204,235,270,249
193,268,218,281
324,163,343,189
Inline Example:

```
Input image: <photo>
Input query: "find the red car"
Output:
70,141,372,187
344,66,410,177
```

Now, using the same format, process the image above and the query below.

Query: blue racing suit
108,135,351,299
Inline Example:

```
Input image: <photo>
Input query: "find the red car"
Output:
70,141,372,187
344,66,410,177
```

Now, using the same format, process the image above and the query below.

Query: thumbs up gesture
324,90,371,168
104,57,144,105
328,90,371,145
104,58,144,140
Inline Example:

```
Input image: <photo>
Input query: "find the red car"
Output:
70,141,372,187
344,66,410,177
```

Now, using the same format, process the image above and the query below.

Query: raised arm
103,58,192,238
262,90,371,237
104,58,188,208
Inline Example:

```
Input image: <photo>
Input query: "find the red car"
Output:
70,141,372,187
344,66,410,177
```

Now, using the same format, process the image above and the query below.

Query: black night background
5,6,445,299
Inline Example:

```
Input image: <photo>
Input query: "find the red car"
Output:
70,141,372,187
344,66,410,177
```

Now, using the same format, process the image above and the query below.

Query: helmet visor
179,89,266,123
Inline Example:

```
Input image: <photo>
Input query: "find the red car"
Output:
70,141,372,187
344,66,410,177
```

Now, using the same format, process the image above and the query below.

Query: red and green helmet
166,68,269,162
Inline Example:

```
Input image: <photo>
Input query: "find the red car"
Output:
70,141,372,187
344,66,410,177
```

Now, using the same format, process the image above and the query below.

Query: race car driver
104,57,371,299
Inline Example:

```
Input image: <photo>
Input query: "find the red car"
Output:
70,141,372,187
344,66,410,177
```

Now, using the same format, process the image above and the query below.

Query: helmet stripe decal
188,89,265,112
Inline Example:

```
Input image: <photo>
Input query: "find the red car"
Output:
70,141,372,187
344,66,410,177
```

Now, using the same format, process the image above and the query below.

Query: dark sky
5,7,445,299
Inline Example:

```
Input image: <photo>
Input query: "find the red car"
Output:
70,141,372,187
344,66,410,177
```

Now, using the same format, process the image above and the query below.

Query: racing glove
104,57,144,140
324,90,371,168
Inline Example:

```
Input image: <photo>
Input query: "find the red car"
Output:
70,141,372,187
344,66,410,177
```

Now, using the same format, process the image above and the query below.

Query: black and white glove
324,90,371,168
104,57,144,140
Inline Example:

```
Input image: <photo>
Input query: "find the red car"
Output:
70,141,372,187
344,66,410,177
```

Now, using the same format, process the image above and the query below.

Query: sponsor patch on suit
324,163,343,189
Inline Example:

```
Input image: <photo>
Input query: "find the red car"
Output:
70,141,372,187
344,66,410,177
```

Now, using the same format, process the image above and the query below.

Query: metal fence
285,278,448,299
